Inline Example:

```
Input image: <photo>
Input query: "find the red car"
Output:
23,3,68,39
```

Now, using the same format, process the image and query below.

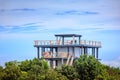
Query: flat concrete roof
55,34,82,37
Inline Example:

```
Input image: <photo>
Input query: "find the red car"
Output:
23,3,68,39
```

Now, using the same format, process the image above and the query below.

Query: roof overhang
55,34,82,37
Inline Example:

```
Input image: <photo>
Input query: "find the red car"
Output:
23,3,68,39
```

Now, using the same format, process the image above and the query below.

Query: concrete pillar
81,47,83,55
62,36,64,45
79,48,81,56
50,48,53,52
37,47,40,59
72,36,75,44
56,60,58,67
67,47,69,55
53,60,56,68
86,48,88,55
50,60,53,68
84,47,86,54
41,47,45,57
96,48,98,59
79,37,81,44
56,36,58,44
73,47,75,57
84,47,87,54
61,58,63,64
92,48,95,57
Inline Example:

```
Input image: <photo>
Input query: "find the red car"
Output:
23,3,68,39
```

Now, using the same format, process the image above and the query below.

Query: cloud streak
0,0,120,33
56,10,99,15
11,8,36,11
0,22,45,33
0,8,36,13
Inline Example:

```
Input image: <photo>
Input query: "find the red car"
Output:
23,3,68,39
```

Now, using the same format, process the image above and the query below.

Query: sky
0,0,120,67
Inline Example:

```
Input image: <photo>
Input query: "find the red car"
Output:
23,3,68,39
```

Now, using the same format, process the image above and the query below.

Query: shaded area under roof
55,34,82,37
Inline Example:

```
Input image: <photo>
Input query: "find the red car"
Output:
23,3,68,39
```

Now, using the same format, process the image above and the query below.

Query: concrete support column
96,48,98,59
73,47,75,57
50,48,53,52
86,48,88,55
53,60,56,69
50,60,53,68
79,48,81,56
81,47,84,55
92,48,95,57
61,58,63,64
56,36,58,44
84,47,86,54
56,60,58,66
67,47,69,56
62,36,64,45
55,48,58,57
81,47,83,55
41,47,45,57
37,47,40,59
72,36,75,44
79,37,81,44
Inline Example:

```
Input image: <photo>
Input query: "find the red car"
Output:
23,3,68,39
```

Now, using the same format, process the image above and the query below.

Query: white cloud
102,56,120,67
0,0,120,33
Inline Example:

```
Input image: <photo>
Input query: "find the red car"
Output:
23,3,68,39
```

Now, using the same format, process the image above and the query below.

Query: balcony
34,40,101,47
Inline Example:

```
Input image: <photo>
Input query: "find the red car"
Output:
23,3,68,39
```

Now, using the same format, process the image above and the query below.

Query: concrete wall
58,47,67,52
75,47,81,57
58,47,82,57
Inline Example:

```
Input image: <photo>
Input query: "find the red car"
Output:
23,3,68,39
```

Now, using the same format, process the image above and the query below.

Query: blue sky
0,0,120,67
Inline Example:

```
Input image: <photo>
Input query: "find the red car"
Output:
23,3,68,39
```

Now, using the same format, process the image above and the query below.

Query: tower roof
55,34,82,37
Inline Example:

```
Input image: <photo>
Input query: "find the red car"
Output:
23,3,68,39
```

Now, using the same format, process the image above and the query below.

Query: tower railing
34,40,101,47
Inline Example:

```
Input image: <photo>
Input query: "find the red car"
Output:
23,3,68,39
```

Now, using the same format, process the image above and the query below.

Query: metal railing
80,40,101,46
34,40,101,47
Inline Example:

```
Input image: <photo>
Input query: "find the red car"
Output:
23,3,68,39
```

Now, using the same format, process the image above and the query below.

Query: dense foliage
0,55,120,80
74,55,109,80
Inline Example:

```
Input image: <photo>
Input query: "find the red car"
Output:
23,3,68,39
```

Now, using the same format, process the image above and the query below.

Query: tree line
0,55,120,80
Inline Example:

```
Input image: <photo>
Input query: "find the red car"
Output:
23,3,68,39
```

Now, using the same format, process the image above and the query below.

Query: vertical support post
41,47,45,57
81,47,83,55
82,47,84,54
86,48,88,55
92,48,93,56
61,58,63,64
56,60,58,67
96,48,98,59
72,36,75,44
55,48,58,57
62,36,64,45
73,47,75,57
79,37,81,44
50,48,53,52
92,48,95,57
84,47,86,54
56,36,58,44
37,47,39,59
50,48,53,57
50,60,53,68
41,47,43,57
43,47,45,52
67,47,69,56
53,60,56,68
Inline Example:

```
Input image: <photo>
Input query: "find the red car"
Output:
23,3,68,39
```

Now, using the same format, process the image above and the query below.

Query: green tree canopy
58,65,79,80
74,55,109,80
0,56,120,80
1,61,21,80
